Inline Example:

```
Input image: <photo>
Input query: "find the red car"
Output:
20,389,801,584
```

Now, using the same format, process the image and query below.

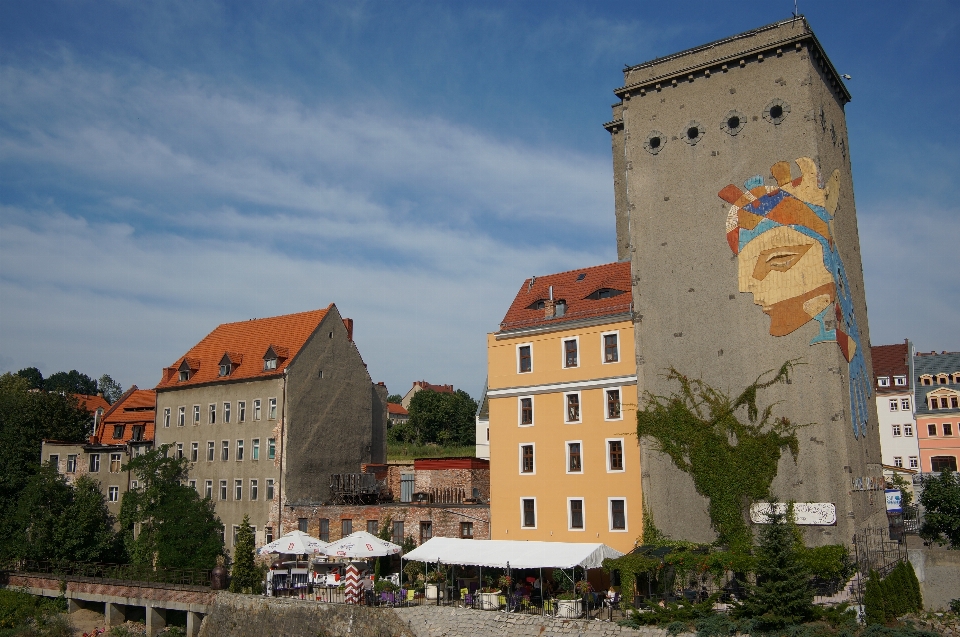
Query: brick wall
282,502,490,543
382,463,490,504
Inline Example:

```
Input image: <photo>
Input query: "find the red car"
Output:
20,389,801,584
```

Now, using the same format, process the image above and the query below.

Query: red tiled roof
412,381,453,394
871,342,909,392
74,394,111,415
387,403,409,416
94,386,156,445
499,261,632,332
156,306,332,390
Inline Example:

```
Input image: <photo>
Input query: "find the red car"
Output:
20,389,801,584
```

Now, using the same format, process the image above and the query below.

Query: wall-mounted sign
885,489,902,513
750,502,837,526
851,475,886,492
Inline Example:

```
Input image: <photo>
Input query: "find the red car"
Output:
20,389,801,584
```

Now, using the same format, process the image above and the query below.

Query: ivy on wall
636,361,802,552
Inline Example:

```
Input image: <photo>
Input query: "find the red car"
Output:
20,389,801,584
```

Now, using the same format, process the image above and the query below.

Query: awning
402,538,623,570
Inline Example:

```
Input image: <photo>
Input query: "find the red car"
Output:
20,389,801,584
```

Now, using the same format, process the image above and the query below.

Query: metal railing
6,560,213,590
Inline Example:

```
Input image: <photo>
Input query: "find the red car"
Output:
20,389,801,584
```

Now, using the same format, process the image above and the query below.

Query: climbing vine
636,361,803,552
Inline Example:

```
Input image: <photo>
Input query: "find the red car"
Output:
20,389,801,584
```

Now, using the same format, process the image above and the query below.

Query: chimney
343,318,354,341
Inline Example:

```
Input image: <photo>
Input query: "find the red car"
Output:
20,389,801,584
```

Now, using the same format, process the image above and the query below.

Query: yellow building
487,262,640,552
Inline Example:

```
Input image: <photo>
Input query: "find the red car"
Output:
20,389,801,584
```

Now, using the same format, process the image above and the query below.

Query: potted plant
425,569,446,600
555,591,583,618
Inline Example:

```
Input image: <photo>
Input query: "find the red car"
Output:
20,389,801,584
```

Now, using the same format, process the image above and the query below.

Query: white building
475,383,489,460
872,340,920,477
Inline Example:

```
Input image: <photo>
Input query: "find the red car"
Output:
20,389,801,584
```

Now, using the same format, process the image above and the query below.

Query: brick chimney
343,318,354,341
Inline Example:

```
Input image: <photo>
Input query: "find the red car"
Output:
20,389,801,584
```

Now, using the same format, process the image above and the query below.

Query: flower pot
556,599,583,618
425,584,445,600
479,592,500,610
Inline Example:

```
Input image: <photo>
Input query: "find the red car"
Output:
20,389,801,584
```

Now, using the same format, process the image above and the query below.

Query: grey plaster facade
154,305,387,553
605,17,886,546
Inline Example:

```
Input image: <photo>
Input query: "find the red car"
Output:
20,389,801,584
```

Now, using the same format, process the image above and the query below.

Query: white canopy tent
402,538,623,569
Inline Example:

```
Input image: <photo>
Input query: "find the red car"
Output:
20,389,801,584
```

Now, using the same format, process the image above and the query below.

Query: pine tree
733,508,814,630
229,515,261,594
863,570,886,625
905,560,922,612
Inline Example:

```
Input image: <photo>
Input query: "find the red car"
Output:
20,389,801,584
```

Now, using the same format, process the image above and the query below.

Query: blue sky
1,0,958,400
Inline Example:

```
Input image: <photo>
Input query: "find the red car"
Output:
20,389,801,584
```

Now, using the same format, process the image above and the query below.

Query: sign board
885,489,902,513
750,502,836,526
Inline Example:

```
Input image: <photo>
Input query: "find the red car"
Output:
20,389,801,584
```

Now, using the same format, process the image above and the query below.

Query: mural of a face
719,158,871,439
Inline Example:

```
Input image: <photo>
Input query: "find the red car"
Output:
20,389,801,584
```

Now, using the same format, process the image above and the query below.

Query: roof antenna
793,0,799,17
528,276,536,291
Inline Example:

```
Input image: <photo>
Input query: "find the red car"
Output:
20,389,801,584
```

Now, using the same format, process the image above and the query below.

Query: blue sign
885,489,902,513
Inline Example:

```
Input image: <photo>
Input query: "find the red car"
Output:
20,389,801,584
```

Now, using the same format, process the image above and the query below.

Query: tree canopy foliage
636,363,801,551
229,515,263,594
0,374,91,549
390,388,477,446
6,463,119,563
918,469,960,548
386,394,403,404
44,370,99,396
119,446,224,569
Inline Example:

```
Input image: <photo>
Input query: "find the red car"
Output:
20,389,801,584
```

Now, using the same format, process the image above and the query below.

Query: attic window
179,370,190,381
894,376,907,386
526,300,546,311
576,273,586,281
219,363,231,377
877,377,889,388
264,358,277,371
586,288,625,300
177,359,193,382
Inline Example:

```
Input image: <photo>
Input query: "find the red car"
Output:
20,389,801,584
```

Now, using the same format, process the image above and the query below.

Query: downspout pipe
277,368,287,537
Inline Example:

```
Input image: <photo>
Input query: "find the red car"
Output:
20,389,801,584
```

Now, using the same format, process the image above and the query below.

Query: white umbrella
322,531,402,558
258,530,328,556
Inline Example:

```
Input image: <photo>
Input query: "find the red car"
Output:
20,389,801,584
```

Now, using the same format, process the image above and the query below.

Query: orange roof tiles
387,403,409,416
499,261,632,332
156,306,332,390
411,381,453,394
74,394,111,415
93,387,156,445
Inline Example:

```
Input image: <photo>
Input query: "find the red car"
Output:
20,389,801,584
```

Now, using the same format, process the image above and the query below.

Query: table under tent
402,538,624,618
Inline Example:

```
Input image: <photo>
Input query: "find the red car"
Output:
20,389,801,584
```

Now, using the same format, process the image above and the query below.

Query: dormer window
218,352,241,377
526,299,546,310
178,359,194,382
586,288,626,300
920,375,933,386
938,374,949,385
894,376,907,387
262,345,287,371
220,363,231,377
877,376,890,388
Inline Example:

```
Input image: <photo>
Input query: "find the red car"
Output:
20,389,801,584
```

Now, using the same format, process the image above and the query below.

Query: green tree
918,469,960,548
15,367,44,390
120,446,224,569
44,370,98,395
863,570,886,625
734,508,814,629
0,374,90,557
635,363,801,551
890,473,914,508
97,374,124,404
407,388,477,446
229,515,262,593
386,394,403,404
9,464,118,563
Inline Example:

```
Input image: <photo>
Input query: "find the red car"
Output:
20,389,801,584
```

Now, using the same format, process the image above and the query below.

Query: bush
864,563,923,625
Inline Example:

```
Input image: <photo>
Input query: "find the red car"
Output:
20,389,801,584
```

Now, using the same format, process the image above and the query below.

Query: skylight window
576,273,586,281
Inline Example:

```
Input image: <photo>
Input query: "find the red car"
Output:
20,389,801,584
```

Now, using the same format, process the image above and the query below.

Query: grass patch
387,444,475,461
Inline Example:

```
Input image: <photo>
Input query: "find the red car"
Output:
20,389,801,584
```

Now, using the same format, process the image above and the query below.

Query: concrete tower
605,17,886,546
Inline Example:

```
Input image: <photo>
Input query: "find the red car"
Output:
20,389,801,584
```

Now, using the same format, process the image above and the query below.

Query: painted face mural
719,157,870,439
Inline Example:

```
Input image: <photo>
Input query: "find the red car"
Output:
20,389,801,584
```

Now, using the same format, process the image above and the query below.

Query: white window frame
163,408,171,428
908,456,919,469
188,479,196,490
175,444,183,460
193,405,200,424
110,452,122,473
268,397,277,420
252,438,260,460
606,437,626,473
236,439,244,461
893,456,903,468
238,401,246,422
608,497,628,532
206,441,215,462
877,376,890,387
520,497,537,529
516,342,533,374
567,497,586,531
254,399,262,421
901,398,911,411
219,480,228,500
108,486,119,502
604,387,623,421
891,424,901,437
888,399,898,412
904,424,914,437
564,391,582,424
894,376,907,387
66,455,77,473
235,479,243,501
250,479,259,501
209,403,216,424
224,402,231,423
266,478,275,500
561,336,580,369
601,330,620,364
519,443,536,475
191,442,199,462
518,396,534,427
204,480,213,499
566,440,584,474
178,406,185,427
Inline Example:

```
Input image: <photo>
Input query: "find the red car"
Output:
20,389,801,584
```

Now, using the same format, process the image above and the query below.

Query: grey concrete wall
610,18,886,546
283,305,382,506
908,547,960,612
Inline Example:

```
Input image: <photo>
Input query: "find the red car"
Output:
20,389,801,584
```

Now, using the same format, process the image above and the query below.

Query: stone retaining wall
199,593,686,637
6,574,215,610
